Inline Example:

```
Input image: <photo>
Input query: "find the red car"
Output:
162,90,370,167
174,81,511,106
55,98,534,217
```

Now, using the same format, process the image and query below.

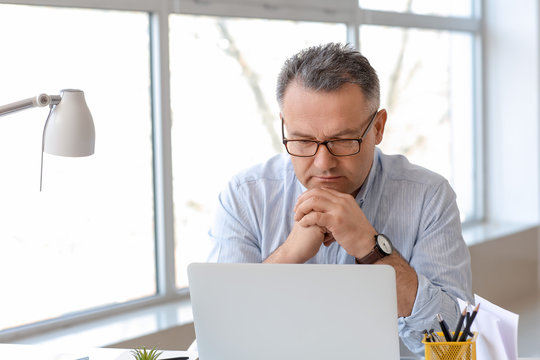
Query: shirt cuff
398,273,441,355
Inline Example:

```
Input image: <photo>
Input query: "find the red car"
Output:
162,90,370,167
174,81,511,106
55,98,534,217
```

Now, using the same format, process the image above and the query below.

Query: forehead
281,82,371,135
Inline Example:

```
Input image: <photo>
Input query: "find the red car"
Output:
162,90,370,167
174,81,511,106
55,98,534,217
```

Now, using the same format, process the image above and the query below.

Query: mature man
208,43,472,354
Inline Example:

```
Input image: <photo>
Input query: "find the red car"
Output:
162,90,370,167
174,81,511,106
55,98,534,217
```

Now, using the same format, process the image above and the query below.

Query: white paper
458,294,519,360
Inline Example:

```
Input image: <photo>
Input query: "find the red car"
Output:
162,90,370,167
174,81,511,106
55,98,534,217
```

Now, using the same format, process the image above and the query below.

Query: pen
451,306,468,341
159,357,190,360
458,303,480,342
422,329,431,342
427,329,445,358
429,328,441,342
436,313,452,342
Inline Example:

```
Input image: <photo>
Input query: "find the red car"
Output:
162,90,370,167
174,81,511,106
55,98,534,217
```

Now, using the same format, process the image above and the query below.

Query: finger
324,232,335,242
294,195,336,221
294,189,342,221
297,211,330,229
320,186,355,200
294,188,338,212
323,232,335,247
323,238,335,247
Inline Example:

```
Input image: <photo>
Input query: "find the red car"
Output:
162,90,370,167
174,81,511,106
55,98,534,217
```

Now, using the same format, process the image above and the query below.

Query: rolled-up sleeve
398,180,473,354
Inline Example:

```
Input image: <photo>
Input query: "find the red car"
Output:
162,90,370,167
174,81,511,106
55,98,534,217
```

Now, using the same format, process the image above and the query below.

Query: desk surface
0,343,538,360
0,344,196,360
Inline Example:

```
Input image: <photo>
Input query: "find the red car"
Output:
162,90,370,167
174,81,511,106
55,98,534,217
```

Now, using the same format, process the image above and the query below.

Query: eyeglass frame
281,110,379,157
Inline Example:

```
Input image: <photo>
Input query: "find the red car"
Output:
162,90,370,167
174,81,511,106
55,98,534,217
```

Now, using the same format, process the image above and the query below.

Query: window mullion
359,9,480,33
473,30,485,223
150,1,177,297
347,19,360,49
2,0,160,11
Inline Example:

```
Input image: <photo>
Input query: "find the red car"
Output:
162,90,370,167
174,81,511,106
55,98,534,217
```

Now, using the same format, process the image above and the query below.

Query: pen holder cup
422,332,478,360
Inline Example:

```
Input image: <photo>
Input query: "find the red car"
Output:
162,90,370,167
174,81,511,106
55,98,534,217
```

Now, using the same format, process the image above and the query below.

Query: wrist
352,230,378,259
266,237,314,264
264,243,299,264
355,233,393,264
278,241,308,263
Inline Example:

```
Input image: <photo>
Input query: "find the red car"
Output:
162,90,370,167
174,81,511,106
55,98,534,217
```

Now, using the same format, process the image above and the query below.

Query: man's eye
291,140,315,146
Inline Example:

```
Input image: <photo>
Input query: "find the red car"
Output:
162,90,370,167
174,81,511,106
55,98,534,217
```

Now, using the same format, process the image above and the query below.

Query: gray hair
276,43,380,112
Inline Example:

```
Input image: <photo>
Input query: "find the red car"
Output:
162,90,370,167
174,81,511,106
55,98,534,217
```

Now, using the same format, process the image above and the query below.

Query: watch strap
355,235,388,264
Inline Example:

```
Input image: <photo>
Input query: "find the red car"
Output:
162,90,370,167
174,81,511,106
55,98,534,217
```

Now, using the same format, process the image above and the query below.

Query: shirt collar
355,147,380,207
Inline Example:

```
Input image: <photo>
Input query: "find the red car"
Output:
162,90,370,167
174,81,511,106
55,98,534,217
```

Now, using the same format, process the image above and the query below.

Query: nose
313,143,337,171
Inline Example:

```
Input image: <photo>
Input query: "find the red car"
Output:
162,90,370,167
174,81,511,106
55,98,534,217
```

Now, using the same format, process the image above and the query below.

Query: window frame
0,0,483,341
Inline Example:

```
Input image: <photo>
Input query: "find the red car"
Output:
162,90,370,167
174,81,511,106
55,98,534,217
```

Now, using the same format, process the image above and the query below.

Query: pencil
458,303,480,342
451,306,468,341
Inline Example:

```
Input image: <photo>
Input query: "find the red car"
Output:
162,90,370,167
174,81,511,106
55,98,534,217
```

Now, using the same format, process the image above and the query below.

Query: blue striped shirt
208,148,473,354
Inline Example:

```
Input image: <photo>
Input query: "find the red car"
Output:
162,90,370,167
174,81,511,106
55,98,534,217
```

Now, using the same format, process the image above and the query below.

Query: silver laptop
188,263,400,360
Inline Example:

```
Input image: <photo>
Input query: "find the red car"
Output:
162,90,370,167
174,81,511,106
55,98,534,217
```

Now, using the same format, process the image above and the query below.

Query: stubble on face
281,81,378,196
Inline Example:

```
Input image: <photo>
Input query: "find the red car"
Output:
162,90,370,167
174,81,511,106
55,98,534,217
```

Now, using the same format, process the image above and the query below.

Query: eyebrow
286,127,363,139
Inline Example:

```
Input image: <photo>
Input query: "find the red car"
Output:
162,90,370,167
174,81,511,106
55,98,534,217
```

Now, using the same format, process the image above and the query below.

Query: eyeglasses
281,110,378,157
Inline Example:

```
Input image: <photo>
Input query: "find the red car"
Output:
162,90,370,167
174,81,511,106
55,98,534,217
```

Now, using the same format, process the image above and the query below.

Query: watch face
377,235,392,255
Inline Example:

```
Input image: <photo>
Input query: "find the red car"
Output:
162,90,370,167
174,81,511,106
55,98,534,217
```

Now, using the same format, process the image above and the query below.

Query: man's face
281,81,386,196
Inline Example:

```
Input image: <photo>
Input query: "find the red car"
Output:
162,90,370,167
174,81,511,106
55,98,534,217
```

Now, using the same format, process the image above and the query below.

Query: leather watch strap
355,234,391,264
355,245,385,264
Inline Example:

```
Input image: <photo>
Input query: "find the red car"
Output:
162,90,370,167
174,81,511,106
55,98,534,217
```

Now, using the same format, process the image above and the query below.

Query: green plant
130,346,163,360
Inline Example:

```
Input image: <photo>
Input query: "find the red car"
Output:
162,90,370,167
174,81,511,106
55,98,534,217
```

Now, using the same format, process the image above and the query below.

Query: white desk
1,343,538,360
0,343,197,359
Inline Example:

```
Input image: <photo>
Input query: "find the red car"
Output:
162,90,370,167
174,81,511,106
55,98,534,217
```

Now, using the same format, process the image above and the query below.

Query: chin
307,182,349,194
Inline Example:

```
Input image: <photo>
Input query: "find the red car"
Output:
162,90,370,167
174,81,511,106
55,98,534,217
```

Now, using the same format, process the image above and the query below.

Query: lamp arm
0,94,62,117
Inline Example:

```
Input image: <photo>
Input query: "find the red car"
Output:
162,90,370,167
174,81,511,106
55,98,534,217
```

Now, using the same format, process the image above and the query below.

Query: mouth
313,176,342,182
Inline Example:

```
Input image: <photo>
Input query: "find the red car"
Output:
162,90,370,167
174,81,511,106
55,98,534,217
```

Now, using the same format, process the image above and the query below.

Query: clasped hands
284,187,377,263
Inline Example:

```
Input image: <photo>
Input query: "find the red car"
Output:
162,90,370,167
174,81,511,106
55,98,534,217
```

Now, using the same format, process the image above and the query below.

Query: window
0,0,482,338
0,4,155,331
169,15,346,287
359,0,473,17
360,26,476,221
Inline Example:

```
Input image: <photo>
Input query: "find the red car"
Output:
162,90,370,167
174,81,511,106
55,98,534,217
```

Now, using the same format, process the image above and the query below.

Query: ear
373,109,387,145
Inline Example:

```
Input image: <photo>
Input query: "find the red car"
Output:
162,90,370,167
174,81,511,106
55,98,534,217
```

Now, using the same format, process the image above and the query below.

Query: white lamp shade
43,89,95,157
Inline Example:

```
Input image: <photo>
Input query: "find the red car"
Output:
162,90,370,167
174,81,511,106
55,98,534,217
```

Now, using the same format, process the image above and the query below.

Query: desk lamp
0,89,95,190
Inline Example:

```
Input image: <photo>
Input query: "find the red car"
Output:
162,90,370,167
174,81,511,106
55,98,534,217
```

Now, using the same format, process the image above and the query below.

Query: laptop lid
188,263,400,360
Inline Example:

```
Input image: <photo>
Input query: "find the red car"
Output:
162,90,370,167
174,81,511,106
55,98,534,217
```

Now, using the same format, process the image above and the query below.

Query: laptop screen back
188,263,399,360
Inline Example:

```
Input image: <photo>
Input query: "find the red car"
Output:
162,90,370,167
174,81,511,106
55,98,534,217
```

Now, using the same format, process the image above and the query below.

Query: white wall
469,226,539,307
483,0,540,224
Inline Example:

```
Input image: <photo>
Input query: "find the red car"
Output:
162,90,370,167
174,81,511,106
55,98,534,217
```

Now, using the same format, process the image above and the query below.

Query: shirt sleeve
398,180,473,355
208,177,263,263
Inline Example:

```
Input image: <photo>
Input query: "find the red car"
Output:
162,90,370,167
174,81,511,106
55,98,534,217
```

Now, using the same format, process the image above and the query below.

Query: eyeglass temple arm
360,111,379,139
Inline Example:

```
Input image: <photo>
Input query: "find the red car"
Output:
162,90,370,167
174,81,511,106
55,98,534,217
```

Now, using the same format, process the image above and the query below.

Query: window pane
170,16,346,288
0,5,155,330
360,26,476,222
359,0,473,17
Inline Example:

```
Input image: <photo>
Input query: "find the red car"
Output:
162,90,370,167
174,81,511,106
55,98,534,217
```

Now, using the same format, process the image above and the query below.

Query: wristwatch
355,234,393,264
